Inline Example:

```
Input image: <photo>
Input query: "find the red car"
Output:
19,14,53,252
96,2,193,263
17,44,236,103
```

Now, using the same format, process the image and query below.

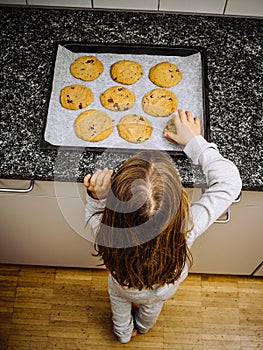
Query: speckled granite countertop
0,7,262,190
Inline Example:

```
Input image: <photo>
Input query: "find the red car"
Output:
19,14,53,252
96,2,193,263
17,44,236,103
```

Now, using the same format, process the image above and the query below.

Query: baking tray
41,42,209,154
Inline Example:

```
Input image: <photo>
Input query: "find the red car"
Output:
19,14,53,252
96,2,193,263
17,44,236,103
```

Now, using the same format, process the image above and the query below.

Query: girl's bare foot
118,329,137,344
132,329,137,337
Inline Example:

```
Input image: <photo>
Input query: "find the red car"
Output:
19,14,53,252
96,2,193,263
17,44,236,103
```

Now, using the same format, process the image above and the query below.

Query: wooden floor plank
0,264,262,349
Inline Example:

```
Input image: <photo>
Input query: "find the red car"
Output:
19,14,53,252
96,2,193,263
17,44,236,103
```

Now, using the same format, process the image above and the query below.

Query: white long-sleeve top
85,135,242,249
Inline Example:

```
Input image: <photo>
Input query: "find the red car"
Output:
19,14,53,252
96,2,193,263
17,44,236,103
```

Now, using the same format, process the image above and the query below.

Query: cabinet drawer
225,0,263,17
0,0,26,3
0,179,85,198
27,0,92,7
159,0,226,14
93,0,158,10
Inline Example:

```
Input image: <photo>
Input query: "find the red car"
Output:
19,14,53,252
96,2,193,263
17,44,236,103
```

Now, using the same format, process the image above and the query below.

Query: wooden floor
0,265,262,350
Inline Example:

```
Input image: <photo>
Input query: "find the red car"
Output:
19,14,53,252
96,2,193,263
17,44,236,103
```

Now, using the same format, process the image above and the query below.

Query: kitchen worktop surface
0,6,262,190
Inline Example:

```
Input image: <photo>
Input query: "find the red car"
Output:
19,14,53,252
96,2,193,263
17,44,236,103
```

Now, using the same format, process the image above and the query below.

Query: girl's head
95,150,192,289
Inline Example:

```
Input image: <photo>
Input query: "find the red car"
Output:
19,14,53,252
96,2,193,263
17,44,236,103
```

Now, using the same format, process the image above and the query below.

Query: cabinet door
190,191,263,275
159,0,226,14
225,0,263,17
93,0,158,11
27,0,92,7
0,189,102,268
0,0,26,4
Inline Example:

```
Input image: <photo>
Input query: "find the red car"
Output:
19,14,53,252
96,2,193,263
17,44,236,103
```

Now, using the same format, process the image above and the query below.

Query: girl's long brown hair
94,150,193,290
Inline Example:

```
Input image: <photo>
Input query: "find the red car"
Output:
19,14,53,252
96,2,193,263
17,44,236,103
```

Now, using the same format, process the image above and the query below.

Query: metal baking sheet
41,42,209,154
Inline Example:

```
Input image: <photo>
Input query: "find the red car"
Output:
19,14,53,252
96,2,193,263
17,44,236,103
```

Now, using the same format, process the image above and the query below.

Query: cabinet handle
215,208,231,223
252,261,263,276
201,188,242,205
233,192,242,203
0,180,34,193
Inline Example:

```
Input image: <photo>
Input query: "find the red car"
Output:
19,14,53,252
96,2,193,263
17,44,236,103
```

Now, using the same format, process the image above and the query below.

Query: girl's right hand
84,168,113,199
164,109,201,146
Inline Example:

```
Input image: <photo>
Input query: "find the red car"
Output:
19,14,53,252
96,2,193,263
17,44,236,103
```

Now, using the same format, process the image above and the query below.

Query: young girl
84,109,242,344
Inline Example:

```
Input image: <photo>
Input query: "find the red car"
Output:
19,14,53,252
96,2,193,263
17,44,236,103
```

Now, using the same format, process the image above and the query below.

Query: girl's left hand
83,168,113,199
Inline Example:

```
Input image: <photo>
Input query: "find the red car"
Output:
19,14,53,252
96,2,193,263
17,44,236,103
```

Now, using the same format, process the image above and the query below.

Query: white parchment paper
44,45,204,151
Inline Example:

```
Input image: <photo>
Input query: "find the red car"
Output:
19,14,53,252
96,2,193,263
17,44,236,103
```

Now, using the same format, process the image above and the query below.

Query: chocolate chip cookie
70,56,104,81
74,109,113,142
117,114,152,143
142,88,178,117
110,60,143,85
100,86,136,111
60,84,94,110
149,62,182,88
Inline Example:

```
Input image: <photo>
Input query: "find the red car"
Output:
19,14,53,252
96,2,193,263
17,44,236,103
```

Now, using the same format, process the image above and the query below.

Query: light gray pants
108,265,188,343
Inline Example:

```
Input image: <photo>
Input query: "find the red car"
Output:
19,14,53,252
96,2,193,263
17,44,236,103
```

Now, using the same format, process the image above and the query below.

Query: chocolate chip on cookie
70,56,104,81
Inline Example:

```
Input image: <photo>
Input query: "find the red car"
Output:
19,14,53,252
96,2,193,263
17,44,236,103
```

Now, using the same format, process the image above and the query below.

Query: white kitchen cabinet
0,179,101,268
0,180,262,276
0,0,26,4
159,0,226,14
93,0,158,11
190,191,263,276
27,0,92,8
225,0,263,17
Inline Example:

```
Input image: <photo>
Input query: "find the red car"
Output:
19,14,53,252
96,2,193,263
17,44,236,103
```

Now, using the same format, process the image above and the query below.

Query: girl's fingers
178,109,187,122
185,110,194,122
172,113,181,126
90,169,102,187
84,169,112,199
103,170,113,187
194,116,201,125
94,170,103,187
96,168,109,187
83,174,91,188
91,168,112,187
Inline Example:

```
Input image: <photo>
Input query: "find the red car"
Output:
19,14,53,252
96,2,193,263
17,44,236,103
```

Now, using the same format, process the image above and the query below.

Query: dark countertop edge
0,174,262,192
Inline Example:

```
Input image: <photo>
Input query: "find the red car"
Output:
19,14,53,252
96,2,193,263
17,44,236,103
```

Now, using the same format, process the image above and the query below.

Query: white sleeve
184,135,242,248
84,193,106,242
